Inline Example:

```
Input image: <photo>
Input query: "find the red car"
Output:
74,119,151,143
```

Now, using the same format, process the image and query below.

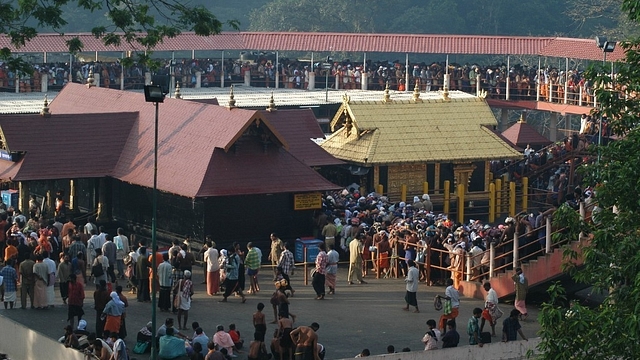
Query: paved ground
0,264,540,359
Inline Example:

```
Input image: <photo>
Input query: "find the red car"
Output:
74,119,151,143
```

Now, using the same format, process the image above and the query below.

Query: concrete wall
0,315,86,360
338,338,540,360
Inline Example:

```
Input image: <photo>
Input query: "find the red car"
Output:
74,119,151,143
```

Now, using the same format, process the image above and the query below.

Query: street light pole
144,84,165,360
150,100,159,359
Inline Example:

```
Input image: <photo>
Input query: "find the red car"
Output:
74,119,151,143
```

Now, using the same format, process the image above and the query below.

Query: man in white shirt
403,260,419,313
204,241,220,296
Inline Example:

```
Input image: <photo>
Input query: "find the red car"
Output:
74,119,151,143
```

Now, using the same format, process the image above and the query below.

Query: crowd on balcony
0,55,603,107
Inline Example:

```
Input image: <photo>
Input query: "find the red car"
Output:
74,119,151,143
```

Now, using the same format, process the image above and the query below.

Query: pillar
509,181,516,217
457,184,465,224
500,108,508,132
376,184,383,195
476,74,481,96
244,71,250,87
545,217,552,254
489,182,496,223
15,76,19,93
41,74,48,92
550,112,558,142
221,50,225,88
361,72,368,90
495,178,502,216
489,242,495,278
308,72,315,90
505,55,510,100
400,185,407,203
443,180,450,215
97,178,108,221
423,182,429,195
405,53,409,92
120,74,124,90
522,177,528,213
18,181,28,214
195,71,202,88
94,73,101,88
69,179,76,211
145,72,151,86
565,114,571,133
512,231,519,269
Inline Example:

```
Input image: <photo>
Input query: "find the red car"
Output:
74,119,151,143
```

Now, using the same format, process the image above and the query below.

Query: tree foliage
536,1,640,358
0,0,239,71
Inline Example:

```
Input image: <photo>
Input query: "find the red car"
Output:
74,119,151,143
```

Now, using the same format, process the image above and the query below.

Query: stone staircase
459,236,589,300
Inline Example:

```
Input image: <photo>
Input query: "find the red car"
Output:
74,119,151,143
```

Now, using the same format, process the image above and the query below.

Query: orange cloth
104,315,121,334
4,244,17,261
438,307,459,331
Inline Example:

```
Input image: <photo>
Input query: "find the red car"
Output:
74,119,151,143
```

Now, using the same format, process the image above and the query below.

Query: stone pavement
0,265,540,359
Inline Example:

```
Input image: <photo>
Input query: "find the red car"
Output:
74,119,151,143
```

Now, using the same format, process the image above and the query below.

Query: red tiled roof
257,109,344,167
45,83,337,198
0,112,135,181
0,32,626,62
197,140,340,197
501,121,553,148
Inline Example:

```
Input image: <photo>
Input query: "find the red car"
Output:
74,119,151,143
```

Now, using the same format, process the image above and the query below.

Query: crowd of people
0,179,564,358
0,55,601,107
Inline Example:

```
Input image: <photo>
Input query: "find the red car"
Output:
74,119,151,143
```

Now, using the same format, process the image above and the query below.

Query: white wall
338,338,540,360
0,315,86,360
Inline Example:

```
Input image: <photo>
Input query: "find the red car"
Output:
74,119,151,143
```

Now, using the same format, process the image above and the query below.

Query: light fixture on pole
143,83,165,360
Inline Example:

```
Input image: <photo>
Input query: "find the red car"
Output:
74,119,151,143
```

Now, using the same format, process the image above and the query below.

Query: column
120,74,124,90
565,114,571,133
405,53,409,92
500,108,508,132
550,112,558,142
145,72,151,85
244,71,250,87
308,72,315,90
69,179,76,211
195,71,202,88
97,178,108,221
361,72,368,90
94,73,101,87
18,181,28,214
41,74,48,92
15,75,19,93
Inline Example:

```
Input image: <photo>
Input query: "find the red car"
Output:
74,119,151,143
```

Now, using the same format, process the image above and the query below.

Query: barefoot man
291,322,320,360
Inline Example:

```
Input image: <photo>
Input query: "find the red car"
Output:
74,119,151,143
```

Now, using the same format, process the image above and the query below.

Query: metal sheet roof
0,32,626,61
321,97,523,165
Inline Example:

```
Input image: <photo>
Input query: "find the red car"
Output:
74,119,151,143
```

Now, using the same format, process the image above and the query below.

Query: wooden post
489,182,496,223
489,242,495,278
465,253,472,281
509,181,516,217
457,184,465,224
545,217,552,254
512,231,519,269
443,180,450,215
522,177,528,213
400,184,407,203
423,182,429,196
304,247,308,285
495,178,502,217
69,179,75,211
376,184,383,195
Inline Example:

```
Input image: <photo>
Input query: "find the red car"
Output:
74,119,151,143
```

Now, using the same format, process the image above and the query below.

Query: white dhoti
46,285,55,305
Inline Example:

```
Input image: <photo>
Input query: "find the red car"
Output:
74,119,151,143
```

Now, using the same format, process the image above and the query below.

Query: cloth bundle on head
184,270,192,278
77,320,87,331
110,291,125,307
422,194,430,201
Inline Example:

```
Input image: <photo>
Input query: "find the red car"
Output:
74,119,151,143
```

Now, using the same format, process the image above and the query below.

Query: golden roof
321,98,522,165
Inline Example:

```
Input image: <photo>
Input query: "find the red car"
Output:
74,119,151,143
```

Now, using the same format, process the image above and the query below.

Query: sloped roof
501,119,553,147
0,112,135,181
197,140,340,197
0,32,626,62
257,108,343,167
47,83,307,198
321,95,522,165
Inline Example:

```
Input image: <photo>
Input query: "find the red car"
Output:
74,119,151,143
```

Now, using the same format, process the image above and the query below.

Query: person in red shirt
67,273,85,328
228,323,244,351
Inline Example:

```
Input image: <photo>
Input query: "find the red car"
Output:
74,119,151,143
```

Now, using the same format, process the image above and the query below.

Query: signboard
294,193,322,211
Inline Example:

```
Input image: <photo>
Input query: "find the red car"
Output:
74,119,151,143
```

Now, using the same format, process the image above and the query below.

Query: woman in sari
33,254,49,309
102,291,125,335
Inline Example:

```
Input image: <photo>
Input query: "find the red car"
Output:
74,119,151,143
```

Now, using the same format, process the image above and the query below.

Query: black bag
91,263,104,277
481,331,492,344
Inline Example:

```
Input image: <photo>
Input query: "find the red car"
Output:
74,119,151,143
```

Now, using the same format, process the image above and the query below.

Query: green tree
0,0,238,71
536,1,640,358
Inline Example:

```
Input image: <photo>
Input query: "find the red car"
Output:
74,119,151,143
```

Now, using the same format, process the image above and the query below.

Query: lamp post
595,36,616,168
143,84,165,360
